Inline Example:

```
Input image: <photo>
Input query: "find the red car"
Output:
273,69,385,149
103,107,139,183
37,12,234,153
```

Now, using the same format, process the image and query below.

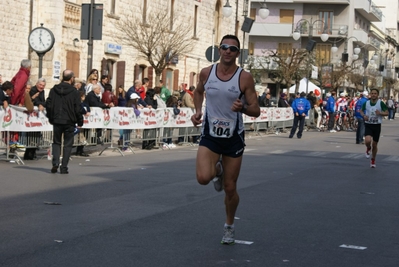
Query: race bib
208,116,235,138
368,107,379,124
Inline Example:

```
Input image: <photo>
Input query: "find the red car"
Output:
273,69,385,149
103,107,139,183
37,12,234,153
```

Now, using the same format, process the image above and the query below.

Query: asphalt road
1,121,399,267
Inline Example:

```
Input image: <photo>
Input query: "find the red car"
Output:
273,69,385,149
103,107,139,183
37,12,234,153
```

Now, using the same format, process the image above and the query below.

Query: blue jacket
326,96,335,113
355,96,368,118
292,97,311,116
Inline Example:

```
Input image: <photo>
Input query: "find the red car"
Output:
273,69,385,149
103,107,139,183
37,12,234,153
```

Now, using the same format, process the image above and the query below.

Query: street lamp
259,0,269,19
292,18,330,42
222,0,233,17
292,18,329,95
331,36,363,63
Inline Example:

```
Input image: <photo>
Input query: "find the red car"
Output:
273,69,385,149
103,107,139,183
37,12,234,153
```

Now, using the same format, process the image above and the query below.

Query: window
319,11,333,34
315,43,332,67
142,0,147,24
66,51,80,79
110,0,116,14
170,0,175,31
250,8,256,20
278,43,293,59
193,5,198,37
248,42,254,55
280,10,294,24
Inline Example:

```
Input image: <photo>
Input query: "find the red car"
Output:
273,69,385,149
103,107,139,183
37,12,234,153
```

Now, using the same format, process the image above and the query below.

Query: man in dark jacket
278,93,290,107
46,70,83,174
85,84,113,144
29,78,46,111
23,77,47,160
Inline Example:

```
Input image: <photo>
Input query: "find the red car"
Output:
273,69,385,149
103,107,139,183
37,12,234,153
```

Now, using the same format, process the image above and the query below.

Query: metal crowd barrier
1,120,295,164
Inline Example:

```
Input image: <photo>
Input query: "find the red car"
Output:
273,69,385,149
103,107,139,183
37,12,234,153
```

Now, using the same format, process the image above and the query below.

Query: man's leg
196,146,221,186
52,124,62,170
222,155,242,225
328,112,334,130
297,116,305,138
289,116,299,137
371,140,378,159
61,125,75,173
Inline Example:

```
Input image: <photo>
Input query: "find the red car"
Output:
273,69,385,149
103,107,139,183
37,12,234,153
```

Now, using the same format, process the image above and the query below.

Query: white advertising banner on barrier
0,106,294,132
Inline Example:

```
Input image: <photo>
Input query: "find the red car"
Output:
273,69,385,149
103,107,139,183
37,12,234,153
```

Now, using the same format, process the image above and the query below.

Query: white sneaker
329,130,337,133
168,143,176,148
162,144,169,149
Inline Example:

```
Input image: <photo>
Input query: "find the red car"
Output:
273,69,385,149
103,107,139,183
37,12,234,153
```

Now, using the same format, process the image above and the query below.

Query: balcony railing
370,2,383,21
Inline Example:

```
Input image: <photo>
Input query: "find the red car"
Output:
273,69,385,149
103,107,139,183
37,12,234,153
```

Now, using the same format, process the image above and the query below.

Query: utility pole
86,0,95,77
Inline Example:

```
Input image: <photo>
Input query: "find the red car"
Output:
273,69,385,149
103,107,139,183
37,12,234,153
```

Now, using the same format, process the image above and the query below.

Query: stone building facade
0,0,244,93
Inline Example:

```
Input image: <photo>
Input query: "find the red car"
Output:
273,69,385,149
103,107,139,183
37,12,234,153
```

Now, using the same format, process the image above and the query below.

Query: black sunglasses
220,44,240,52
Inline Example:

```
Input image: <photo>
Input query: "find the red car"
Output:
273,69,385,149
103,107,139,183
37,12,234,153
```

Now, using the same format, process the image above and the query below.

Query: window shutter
173,69,179,91
116,61,125,88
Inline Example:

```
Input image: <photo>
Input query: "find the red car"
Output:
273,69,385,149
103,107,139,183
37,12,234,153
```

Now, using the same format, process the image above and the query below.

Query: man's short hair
142,77,149,84
62,70,74,82
189,85,195,91
2,81,14,91
92,84,101,91
370,88,379,94
101,75,108,80
37,77,46,84
21,59,31,68
220,34,241,49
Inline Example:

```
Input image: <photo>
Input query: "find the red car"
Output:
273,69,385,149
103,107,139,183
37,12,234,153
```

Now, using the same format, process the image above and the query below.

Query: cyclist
336,92,349,130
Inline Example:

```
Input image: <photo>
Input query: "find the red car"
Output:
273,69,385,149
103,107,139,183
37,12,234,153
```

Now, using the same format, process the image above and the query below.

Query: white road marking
235,240,254,245
383,156,399,162
339,244,367,250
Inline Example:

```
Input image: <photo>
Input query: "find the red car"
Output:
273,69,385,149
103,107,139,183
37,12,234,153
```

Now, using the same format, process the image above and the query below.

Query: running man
359,88,388,168
191,34,260,244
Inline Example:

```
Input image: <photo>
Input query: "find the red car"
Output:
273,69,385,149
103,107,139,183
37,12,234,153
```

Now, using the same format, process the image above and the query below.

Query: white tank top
365,99,382,124
202,64,245,138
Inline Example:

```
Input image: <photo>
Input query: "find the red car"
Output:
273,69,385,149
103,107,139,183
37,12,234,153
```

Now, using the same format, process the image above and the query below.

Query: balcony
292,0,349,3
352,28,369,47
249,22,294,37
354,0,382,22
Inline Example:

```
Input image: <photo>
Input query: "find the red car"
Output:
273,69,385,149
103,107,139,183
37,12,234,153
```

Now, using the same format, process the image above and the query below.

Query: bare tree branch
111,4,194,82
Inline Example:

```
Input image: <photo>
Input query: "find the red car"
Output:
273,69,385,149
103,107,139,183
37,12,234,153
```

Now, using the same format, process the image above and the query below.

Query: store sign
105,43,122,54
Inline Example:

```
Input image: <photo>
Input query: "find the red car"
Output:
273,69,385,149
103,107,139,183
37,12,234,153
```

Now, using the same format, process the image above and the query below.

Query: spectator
85,84,112,144
144,88,157,108
11,59,31,105
159,80,171,102
354,91,368,144
182,85,195,108
85,74,98,95
126,80,142,101
102,83,118,106
99,75,109,93
46,70,83,174
153,86,166,109
29,78,46,111
116,85,126,107
0,81,13,108
260,92,272,107
326,91,336,132
278,93,290,107
75,91,90,157
289,92,311,139
387,96,395,120
137,78,149,100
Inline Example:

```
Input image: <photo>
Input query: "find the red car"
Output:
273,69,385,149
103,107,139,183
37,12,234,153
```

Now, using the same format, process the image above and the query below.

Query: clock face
28,27,55,53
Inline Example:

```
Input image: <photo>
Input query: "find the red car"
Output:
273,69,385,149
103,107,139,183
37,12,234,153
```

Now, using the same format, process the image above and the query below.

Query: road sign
205,45,220,62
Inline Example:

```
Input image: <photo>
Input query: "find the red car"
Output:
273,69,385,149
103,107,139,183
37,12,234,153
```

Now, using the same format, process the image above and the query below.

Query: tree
112,4,194,84
247,48,308,98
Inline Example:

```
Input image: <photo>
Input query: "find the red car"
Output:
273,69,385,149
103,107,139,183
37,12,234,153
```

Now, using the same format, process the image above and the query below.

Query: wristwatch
240,105,247,114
